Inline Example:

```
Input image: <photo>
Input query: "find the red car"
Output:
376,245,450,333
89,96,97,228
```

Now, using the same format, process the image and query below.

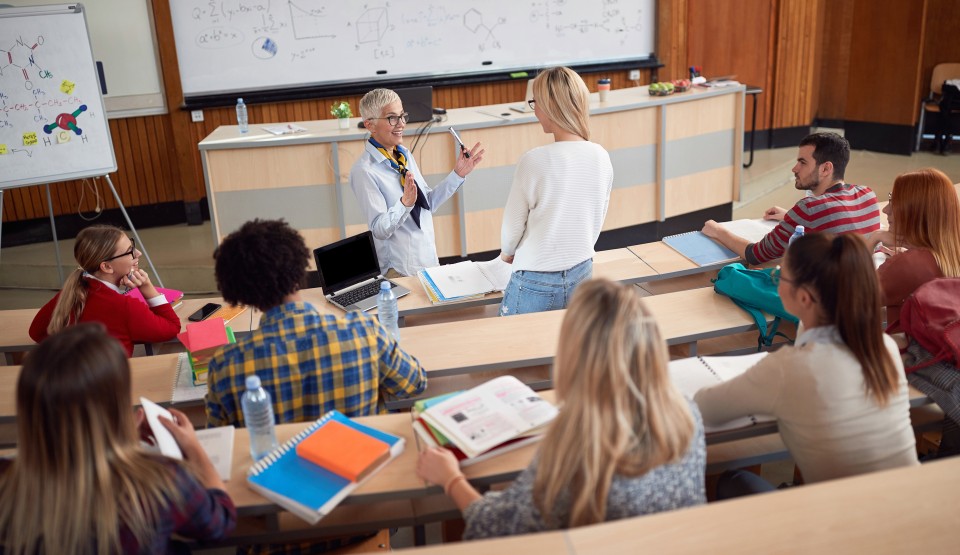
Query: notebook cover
662,231,739,267
295,420,390,482
126,286,184,306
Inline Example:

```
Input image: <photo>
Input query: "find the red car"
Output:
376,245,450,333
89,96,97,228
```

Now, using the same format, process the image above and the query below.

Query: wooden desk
407,459,960,553
0,309,36,363
199,86,745,259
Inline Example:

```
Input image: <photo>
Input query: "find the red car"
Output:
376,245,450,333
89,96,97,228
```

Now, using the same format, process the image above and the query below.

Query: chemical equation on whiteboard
529,0,644,43
463,9,504,52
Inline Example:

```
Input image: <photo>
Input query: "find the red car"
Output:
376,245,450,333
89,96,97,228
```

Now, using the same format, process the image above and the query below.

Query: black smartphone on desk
188,302,221,322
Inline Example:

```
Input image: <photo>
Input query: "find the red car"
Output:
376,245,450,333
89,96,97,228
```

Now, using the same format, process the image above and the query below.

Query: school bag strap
897,277,960,373
712,263,799,349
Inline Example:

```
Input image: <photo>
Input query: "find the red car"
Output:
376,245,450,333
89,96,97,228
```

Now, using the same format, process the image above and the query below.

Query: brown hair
533,279,694,528
785,233,899,404
48,225,127,335
531,66,592,140
889,168,960,276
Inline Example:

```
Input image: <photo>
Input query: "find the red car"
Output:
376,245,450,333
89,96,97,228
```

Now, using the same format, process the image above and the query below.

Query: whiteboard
170,0,656,98
0,4,116,189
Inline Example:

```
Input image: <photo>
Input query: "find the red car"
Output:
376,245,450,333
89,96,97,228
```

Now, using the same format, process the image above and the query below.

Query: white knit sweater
501,141,613,272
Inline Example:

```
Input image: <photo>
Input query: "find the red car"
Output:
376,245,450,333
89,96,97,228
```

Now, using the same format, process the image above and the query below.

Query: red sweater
29,279,181,356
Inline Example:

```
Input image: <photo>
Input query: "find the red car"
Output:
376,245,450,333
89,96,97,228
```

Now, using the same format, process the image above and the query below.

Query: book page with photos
422,376,557,457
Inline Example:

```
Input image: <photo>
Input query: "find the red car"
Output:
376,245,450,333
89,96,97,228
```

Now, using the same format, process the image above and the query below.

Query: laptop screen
395,86,433,123
313,232,381,294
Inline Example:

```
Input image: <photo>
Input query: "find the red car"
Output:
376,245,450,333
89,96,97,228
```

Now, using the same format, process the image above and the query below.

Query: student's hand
500,252,514,264
401,172,418,207
866,229,895,251
121,268,160,300
416,446,462,487
453,142,485,178
763,206,787,221
701,220,722,239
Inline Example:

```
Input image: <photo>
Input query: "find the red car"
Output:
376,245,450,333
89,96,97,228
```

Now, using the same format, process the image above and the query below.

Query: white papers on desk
425,257,513,299
196,426,236,481
669,352,775,433
719,218,778,244
262,124,307,135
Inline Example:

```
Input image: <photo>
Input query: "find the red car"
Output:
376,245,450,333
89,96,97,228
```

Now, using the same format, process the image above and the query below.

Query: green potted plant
331,101,353,129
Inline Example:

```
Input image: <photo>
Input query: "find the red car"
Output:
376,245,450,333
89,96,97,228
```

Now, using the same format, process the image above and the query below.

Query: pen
448,127,470,158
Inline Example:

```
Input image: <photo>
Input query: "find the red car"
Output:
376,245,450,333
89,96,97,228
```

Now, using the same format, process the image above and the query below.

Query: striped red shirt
745,183,880,265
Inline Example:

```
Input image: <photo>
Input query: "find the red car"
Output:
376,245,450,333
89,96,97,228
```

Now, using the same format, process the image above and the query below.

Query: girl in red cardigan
29,225,180,356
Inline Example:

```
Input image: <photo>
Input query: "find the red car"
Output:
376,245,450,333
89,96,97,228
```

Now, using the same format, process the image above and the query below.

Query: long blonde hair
890,168,960,277
48,225,127,335
532,66,592,140
0,324,180,555
533,279,695,528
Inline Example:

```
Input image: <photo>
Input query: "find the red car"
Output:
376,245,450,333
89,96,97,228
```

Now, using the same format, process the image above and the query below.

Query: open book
719,218,777,244
663,219,777,267
414,376,557,462
668,352,775,433
418,257,513,304
246,411,403,524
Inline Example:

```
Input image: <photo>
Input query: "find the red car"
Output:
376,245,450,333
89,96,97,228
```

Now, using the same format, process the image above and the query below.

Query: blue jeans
499,258,593,316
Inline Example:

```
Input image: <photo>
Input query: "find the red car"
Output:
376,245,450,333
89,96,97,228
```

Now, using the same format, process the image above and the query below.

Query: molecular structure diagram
0,35,49,90
463,8,504,51
44,104,88,136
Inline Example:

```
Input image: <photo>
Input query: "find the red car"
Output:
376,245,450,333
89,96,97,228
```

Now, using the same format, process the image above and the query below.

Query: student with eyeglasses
29,224,180,356
694,233,917,497
498,66,613,316
349,88,485,277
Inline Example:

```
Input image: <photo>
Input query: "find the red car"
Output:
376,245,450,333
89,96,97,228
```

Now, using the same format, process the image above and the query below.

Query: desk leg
688,341,698,357
743,92,759,169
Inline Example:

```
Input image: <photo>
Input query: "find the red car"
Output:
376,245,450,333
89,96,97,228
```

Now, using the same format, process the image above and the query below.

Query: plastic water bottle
788,225,805,246
377,281,400,341
236,98,249,133
241,375,277,460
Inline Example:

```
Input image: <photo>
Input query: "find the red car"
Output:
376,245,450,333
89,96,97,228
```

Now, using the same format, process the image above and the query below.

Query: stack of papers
418,258,513,305
262,124,307,135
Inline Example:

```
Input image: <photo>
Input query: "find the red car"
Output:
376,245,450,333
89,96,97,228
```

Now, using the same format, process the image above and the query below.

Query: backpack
898,277,960,373
713,263,799,349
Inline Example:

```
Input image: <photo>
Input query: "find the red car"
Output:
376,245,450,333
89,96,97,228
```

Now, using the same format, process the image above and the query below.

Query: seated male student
702,132,880,265
205,219,427,428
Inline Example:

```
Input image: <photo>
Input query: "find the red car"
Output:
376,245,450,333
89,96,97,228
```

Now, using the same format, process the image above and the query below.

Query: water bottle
241,375,277,460
236,98,249,133
377,281,400,341
788,225,805,246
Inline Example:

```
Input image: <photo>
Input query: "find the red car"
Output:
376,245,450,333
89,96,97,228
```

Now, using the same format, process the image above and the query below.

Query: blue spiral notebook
663,231,740,267
246,410,404,524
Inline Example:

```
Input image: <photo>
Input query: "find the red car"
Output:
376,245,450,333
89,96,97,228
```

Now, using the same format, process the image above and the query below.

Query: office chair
915,62,960,152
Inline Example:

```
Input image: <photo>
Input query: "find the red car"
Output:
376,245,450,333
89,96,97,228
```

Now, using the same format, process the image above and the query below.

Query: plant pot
338,117,350,130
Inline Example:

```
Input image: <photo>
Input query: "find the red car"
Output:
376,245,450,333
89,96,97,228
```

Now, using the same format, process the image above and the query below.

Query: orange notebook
295,420,390,482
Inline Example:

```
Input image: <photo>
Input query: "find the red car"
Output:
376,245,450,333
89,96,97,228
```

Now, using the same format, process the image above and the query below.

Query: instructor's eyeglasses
369,113,409,127
103,238,136,261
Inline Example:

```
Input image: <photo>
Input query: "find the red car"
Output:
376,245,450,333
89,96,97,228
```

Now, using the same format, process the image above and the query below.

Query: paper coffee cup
598,78,611,102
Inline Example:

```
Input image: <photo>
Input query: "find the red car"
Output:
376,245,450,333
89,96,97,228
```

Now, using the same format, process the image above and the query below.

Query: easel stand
0,175,164,289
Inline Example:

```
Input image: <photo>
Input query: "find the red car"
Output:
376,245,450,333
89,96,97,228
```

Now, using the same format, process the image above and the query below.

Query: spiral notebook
170,352,207,403
662,231,739,267
246,411,404,524
668,353,775,433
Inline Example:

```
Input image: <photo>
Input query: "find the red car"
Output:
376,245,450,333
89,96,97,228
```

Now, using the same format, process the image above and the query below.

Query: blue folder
663,231,740,267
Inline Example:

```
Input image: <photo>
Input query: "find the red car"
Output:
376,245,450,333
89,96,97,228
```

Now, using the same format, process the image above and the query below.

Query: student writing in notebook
864,168,960,333
28,224,180,356
417,279,705,539
499,67,613,316
0,324,235,554
350,88,485,277
695,234,918,497
702,132,880,265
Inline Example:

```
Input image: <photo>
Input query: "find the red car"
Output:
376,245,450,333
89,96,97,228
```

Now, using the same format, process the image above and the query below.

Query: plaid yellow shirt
205,302,426,428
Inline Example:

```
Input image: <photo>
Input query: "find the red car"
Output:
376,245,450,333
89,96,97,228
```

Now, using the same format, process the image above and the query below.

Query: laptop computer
313,231,410,312
510,79,536,113
395,86,434,123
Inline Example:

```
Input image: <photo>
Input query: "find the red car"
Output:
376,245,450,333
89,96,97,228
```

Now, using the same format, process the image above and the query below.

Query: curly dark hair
214,219,308,311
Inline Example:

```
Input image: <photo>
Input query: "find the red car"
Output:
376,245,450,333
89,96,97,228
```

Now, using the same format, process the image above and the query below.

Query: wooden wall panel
686,0,775,131
771,0,825,129
817,0,855,121
919,0,960,101
844,0,927,125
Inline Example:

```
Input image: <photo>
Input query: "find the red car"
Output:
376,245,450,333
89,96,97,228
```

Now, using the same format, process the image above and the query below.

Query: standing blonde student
498,67,614,315
417,279,705,539
695,234,917,496
29,225,180,356
0,324,235,554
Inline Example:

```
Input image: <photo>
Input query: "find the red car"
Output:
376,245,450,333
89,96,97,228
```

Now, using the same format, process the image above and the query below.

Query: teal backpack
712,263,799,349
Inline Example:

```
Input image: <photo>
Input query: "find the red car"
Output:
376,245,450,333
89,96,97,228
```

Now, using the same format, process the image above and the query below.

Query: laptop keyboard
330,278,389,307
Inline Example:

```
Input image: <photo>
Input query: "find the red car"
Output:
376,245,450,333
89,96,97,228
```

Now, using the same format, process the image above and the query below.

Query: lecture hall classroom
1,0,960,553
